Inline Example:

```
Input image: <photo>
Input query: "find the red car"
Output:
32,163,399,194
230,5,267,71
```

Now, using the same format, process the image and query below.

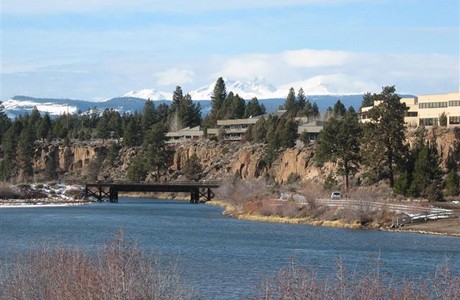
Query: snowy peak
189,77,283,100
123,89,172,101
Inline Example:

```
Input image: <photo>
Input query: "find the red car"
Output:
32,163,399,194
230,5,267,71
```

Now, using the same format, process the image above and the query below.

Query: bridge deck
85,182,220,203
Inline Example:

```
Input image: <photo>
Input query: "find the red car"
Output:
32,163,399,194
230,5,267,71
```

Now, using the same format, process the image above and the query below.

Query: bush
287,172,301,185
0,231,195,300
0,182,20,199
255,258,459,300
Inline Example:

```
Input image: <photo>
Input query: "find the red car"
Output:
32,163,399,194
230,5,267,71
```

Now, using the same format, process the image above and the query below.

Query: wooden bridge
84,182,220,203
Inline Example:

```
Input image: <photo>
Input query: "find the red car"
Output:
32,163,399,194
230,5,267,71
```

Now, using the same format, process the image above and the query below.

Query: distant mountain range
2,77,368,118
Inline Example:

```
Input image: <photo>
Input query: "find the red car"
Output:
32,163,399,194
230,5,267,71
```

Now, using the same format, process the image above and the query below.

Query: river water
0,198,459,299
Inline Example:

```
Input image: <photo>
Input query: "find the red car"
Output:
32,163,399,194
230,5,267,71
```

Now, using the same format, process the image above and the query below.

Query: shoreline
207,199,460,237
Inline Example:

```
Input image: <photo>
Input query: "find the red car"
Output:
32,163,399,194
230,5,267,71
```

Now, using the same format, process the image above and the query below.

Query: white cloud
211,49,458,95
155,68,195,86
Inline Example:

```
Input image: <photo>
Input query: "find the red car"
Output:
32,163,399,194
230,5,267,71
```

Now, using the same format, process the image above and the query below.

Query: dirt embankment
395,203,460,236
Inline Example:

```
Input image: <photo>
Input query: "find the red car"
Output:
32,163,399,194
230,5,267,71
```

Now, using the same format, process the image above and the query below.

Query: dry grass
0,230,195,300
255,258,460,300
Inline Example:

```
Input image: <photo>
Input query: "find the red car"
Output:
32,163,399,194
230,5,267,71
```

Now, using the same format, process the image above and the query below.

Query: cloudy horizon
2,0,459,101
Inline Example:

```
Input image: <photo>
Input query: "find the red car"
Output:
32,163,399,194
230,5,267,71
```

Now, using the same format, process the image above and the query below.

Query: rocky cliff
24,127,460,184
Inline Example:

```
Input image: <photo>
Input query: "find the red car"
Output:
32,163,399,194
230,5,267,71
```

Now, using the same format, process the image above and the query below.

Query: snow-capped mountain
279,74,374,96
189,77,284,100
123,89,173,101
2,76,372,118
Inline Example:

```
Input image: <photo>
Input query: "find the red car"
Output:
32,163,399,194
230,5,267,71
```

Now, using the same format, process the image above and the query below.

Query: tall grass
0,231,195,300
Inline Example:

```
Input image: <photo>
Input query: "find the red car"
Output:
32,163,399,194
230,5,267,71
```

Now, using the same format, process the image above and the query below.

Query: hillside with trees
0,80,458,202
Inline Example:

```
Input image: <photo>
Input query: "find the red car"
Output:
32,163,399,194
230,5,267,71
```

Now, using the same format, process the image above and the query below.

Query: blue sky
2,0,459,100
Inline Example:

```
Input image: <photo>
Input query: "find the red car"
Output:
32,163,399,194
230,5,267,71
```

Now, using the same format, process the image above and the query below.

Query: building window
449,100,460,107
419,102,448,109
419,118,438,126
405,111,418,117
449,116,460,125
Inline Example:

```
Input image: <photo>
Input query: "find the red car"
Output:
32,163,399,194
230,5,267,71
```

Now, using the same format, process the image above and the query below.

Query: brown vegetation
255,259,460,300
216,179,397,228
0,231,195,300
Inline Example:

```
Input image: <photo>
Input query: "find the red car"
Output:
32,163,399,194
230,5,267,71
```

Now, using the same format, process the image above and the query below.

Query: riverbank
0,183,92,208
207,199,363,230
207,199,460,237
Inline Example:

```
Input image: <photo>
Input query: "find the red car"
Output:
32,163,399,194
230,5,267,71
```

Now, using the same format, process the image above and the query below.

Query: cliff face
26,127,460,184
34,142,98,173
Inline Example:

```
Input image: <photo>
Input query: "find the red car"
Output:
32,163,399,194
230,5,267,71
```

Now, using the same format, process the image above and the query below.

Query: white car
330,191,342,199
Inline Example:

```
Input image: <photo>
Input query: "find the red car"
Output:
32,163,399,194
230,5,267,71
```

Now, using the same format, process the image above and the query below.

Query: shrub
0,182,20,199
0,231,195,300
255,258,459,300
287,172,301,185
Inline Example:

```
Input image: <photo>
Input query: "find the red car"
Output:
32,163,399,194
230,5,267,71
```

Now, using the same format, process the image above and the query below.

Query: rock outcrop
20,127,460,184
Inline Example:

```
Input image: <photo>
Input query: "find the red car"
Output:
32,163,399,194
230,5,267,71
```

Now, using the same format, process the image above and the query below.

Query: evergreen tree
445,169,460,197
361,92,373,108
155,103,169,124
284,87,296,112
127,154,148,182
37,113,52,140
316,108,362,191
142,100,157,132
0,102,12,143
106,143,121,167
296,88,306,114
244,98,266,118
44,148,58,180
0,122,22,180
281,119,298,148
183,153,202,181
17,126,35,180
408,143,442,200
439,112,448,127
168,86,184,131
332,100,346,117
203,77,227,127
361,86,407,187
123,116,142,147
251,116,268,143
143,123,170,181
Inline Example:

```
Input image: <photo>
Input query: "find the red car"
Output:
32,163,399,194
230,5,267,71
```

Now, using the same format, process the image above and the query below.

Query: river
0,198,459,299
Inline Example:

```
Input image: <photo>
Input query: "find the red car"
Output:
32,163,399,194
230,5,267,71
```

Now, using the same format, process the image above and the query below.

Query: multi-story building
165,126,204,144
418,92,460,127
360,92,460,127
207,117,260,141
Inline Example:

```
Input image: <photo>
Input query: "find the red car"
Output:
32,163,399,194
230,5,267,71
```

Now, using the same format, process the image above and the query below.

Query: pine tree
284,87,296,113
445,169,460,197
361,86,407,187
316,108,362,191
0,102,12,143
127,154,148,182
142,100,157,132
17,127,35,180
409,143,442,200
332,100,346,117
281,119,298,148
183,153,202,181
244,98,266,118
143,123,171,181
37,113,52,140
361,92,373,108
